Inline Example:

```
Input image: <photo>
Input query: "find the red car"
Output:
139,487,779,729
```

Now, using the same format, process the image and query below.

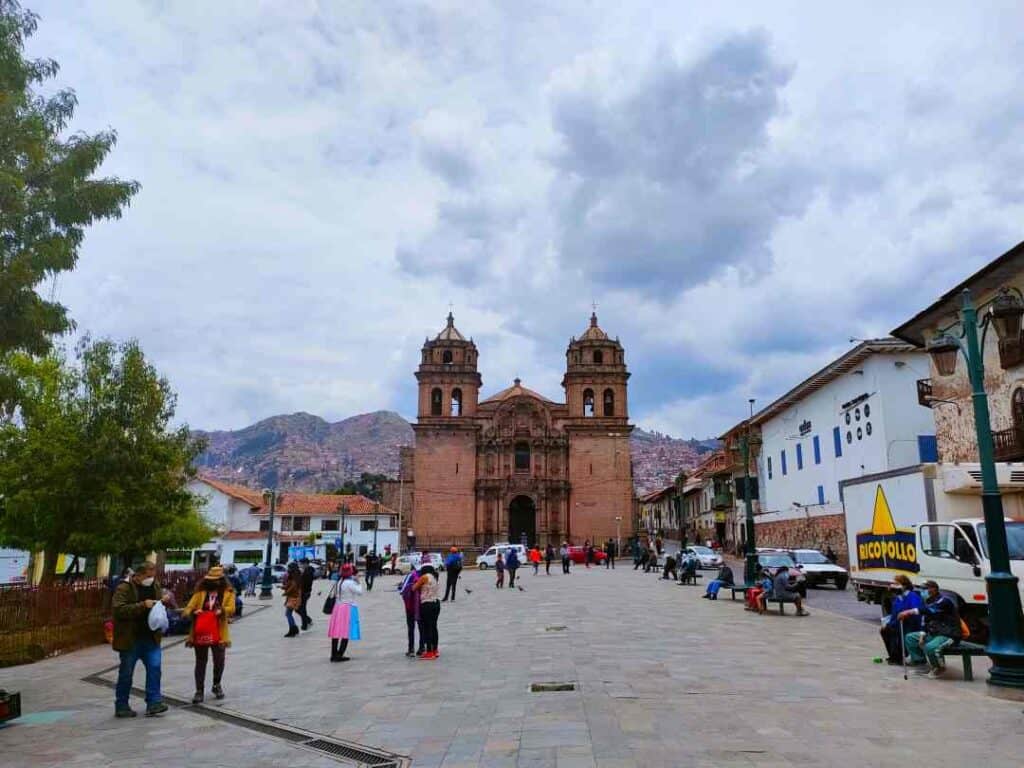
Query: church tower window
442,349,453,364
514,441,531,472
431,388,443,416
451,388,463,416
583,388,595,417
603,388,615,417
593,349,603,364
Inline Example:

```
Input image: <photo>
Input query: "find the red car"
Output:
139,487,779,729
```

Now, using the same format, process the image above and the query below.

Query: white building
751,339,936,517
171,477,400,570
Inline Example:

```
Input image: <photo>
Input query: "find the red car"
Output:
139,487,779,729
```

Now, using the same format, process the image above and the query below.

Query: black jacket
920,592,962,640
300,566,314,595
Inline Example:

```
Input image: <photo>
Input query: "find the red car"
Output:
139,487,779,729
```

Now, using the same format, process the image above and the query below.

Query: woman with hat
327,563,363,662
181,565,236,704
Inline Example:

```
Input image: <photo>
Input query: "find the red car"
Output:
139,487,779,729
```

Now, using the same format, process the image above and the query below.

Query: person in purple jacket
399,567,423,657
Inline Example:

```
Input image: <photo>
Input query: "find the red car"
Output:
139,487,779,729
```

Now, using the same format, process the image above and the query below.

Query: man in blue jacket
505,548,521,588
442,547,463,601
899,579,962,678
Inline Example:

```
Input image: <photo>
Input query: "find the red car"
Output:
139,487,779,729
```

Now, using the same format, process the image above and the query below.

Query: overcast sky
30,1,1024,437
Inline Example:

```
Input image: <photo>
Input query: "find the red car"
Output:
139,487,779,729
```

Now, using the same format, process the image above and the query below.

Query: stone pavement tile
516,746,557,768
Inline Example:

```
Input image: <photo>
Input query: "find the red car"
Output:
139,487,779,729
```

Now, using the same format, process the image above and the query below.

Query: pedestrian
506,546,521,588
283,561,302,637
390,552,398,573
702,563,735,599
880,575,922,664
604,539,615,569
412,564,441,660
442,547,463,601
583,539,592,569
544,544,554,575
825,545,839,564
899,580,963,678
661,553,677,581
298,558,314,630
529,546,541,575
327,564,363,662
495,552,506,588
245,563,259,596
635,545,648,571
771,565,809,616
111,561,170,717
365,551,377,591
182,565,236,704
400,565,423,657
560,542,571,574
225,564,244,618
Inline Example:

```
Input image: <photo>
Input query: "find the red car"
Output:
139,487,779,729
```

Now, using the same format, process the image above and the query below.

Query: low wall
754,512,848,567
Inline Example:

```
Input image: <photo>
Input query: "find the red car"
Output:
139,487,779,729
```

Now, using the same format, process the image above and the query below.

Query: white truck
841,464,1024,638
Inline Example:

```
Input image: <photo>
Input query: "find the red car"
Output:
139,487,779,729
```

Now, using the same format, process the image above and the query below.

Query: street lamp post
337,503,349,564
259,489,277,600
373,502,380,555
614,515,622,558
927,288,1024,693
740,399,759,586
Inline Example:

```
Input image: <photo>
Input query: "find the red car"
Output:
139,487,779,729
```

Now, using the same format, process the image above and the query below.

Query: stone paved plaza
2,565,1023,767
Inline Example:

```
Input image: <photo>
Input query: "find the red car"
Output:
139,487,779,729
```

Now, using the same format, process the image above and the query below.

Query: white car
388,553,445,575
477,543,527,569
788,549,848,589
685,546,723,569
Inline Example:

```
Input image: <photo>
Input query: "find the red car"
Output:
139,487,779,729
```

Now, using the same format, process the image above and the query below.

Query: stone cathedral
404,312,634,548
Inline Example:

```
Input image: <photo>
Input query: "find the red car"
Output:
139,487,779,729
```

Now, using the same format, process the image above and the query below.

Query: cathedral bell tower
416,312,482,418
563,312,629,422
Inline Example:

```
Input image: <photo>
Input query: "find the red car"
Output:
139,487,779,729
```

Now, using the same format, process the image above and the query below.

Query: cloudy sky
30,1,1024,437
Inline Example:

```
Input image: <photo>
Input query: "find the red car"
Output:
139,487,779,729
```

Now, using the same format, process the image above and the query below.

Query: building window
322,519,339,532
442,349,453,364
593,349,603,364
259,519,271,532
846,430,853,444
583,388,595,417
360,520,377,531
292,516,310,531
279,516,292,531
358,545,368,557
864,403,871,418
390,515,398,528
767,456,773,479
451,387,462,416
431,387,442,416
781,450,787,476
813,435,821,464
833,426,843,458
796,443,804,470
603,388,615,417
865,422,872,436
817,485,825,505
514,441,531,472
234,549,263,564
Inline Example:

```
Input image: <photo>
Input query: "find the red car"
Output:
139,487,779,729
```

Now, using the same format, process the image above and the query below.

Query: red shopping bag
192,610,221,646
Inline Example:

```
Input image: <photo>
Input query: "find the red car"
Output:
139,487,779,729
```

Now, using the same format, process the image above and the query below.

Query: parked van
477,543,527,569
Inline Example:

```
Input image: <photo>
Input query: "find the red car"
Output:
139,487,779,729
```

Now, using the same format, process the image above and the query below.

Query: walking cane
900,617,908,681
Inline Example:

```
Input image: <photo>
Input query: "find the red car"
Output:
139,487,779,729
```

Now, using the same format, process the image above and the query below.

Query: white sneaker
926,667,945,679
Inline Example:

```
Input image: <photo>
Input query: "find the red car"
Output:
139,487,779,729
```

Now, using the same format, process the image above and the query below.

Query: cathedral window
583,388,595,417
514,441,531,472
603,388,615,417
593,349,603,364
442,349,453,364
431,388,443,416
451,387,462,416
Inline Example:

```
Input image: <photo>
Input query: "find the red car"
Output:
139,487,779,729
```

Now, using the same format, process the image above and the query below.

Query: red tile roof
197,476,264,508
221,531,311,542
195,476,393,516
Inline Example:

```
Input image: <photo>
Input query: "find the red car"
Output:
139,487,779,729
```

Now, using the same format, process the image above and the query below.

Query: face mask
141,577,155,587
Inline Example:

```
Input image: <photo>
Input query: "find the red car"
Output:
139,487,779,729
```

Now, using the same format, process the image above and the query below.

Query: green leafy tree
0,2,139,406
333,472,388,501
0,339,211,583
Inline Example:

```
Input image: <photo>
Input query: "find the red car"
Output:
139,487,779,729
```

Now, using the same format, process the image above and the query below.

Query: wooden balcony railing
992,426,1024,462
917,379,933,409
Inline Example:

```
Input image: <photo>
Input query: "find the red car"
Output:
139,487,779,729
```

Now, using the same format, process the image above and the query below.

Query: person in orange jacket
528,546,542,575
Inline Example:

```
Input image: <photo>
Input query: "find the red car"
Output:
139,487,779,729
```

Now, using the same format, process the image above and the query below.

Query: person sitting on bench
880,575,922,664
898,579,962,679
702,564,734,600
661,553,677,581
747,571,772,611
678,554,698,584
771,565,809,616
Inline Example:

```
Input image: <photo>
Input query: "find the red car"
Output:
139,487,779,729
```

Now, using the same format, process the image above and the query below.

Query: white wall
758,351,934,514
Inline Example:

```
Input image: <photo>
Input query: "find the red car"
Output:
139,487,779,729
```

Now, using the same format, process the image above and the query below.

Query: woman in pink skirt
327,564,363,662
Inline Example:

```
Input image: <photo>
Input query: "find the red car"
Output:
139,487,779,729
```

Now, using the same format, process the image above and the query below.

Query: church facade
404,312,634,548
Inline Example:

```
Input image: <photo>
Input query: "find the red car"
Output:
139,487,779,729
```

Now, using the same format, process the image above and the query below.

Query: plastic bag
147,600,169,632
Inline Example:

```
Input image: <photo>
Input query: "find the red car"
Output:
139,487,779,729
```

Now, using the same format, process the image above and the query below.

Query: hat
923,579,939,589
205,565,225,580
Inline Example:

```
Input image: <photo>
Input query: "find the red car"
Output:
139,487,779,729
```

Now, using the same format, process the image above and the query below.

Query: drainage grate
530,681,576,692
303,738,402,767
544,625,568,632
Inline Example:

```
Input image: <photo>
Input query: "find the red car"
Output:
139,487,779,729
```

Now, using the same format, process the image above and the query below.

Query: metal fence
0,570,202,667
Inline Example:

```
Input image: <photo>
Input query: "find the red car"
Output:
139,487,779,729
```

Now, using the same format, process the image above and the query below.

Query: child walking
327,564,363,662
495,553,505,588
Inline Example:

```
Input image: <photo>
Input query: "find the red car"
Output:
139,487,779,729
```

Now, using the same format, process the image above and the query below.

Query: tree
0,339,212,583
0,2,139,406
333,472,389,501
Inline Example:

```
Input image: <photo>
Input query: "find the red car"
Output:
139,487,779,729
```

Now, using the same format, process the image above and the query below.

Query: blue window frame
817,485,825,505
781,450,788,476
767,456,773,479
796,443,804,470
813,435,821,465
833,426,843,458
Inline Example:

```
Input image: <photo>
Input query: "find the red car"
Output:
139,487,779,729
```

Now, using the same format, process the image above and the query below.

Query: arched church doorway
508,496,536,547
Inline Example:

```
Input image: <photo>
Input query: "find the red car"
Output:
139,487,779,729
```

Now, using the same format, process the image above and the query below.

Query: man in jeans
112,561,170,717
298,558,315,629
899,579,962,678
442,547,463,601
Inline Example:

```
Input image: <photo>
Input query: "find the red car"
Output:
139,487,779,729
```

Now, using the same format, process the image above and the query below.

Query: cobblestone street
2,565,1023,768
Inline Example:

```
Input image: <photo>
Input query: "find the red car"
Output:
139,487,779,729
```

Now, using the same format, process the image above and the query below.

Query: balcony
712,492,733,510
993,426,1024,462
917,379,933,409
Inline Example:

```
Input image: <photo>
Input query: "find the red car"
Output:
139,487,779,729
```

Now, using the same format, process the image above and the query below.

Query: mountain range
193,411,716,494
